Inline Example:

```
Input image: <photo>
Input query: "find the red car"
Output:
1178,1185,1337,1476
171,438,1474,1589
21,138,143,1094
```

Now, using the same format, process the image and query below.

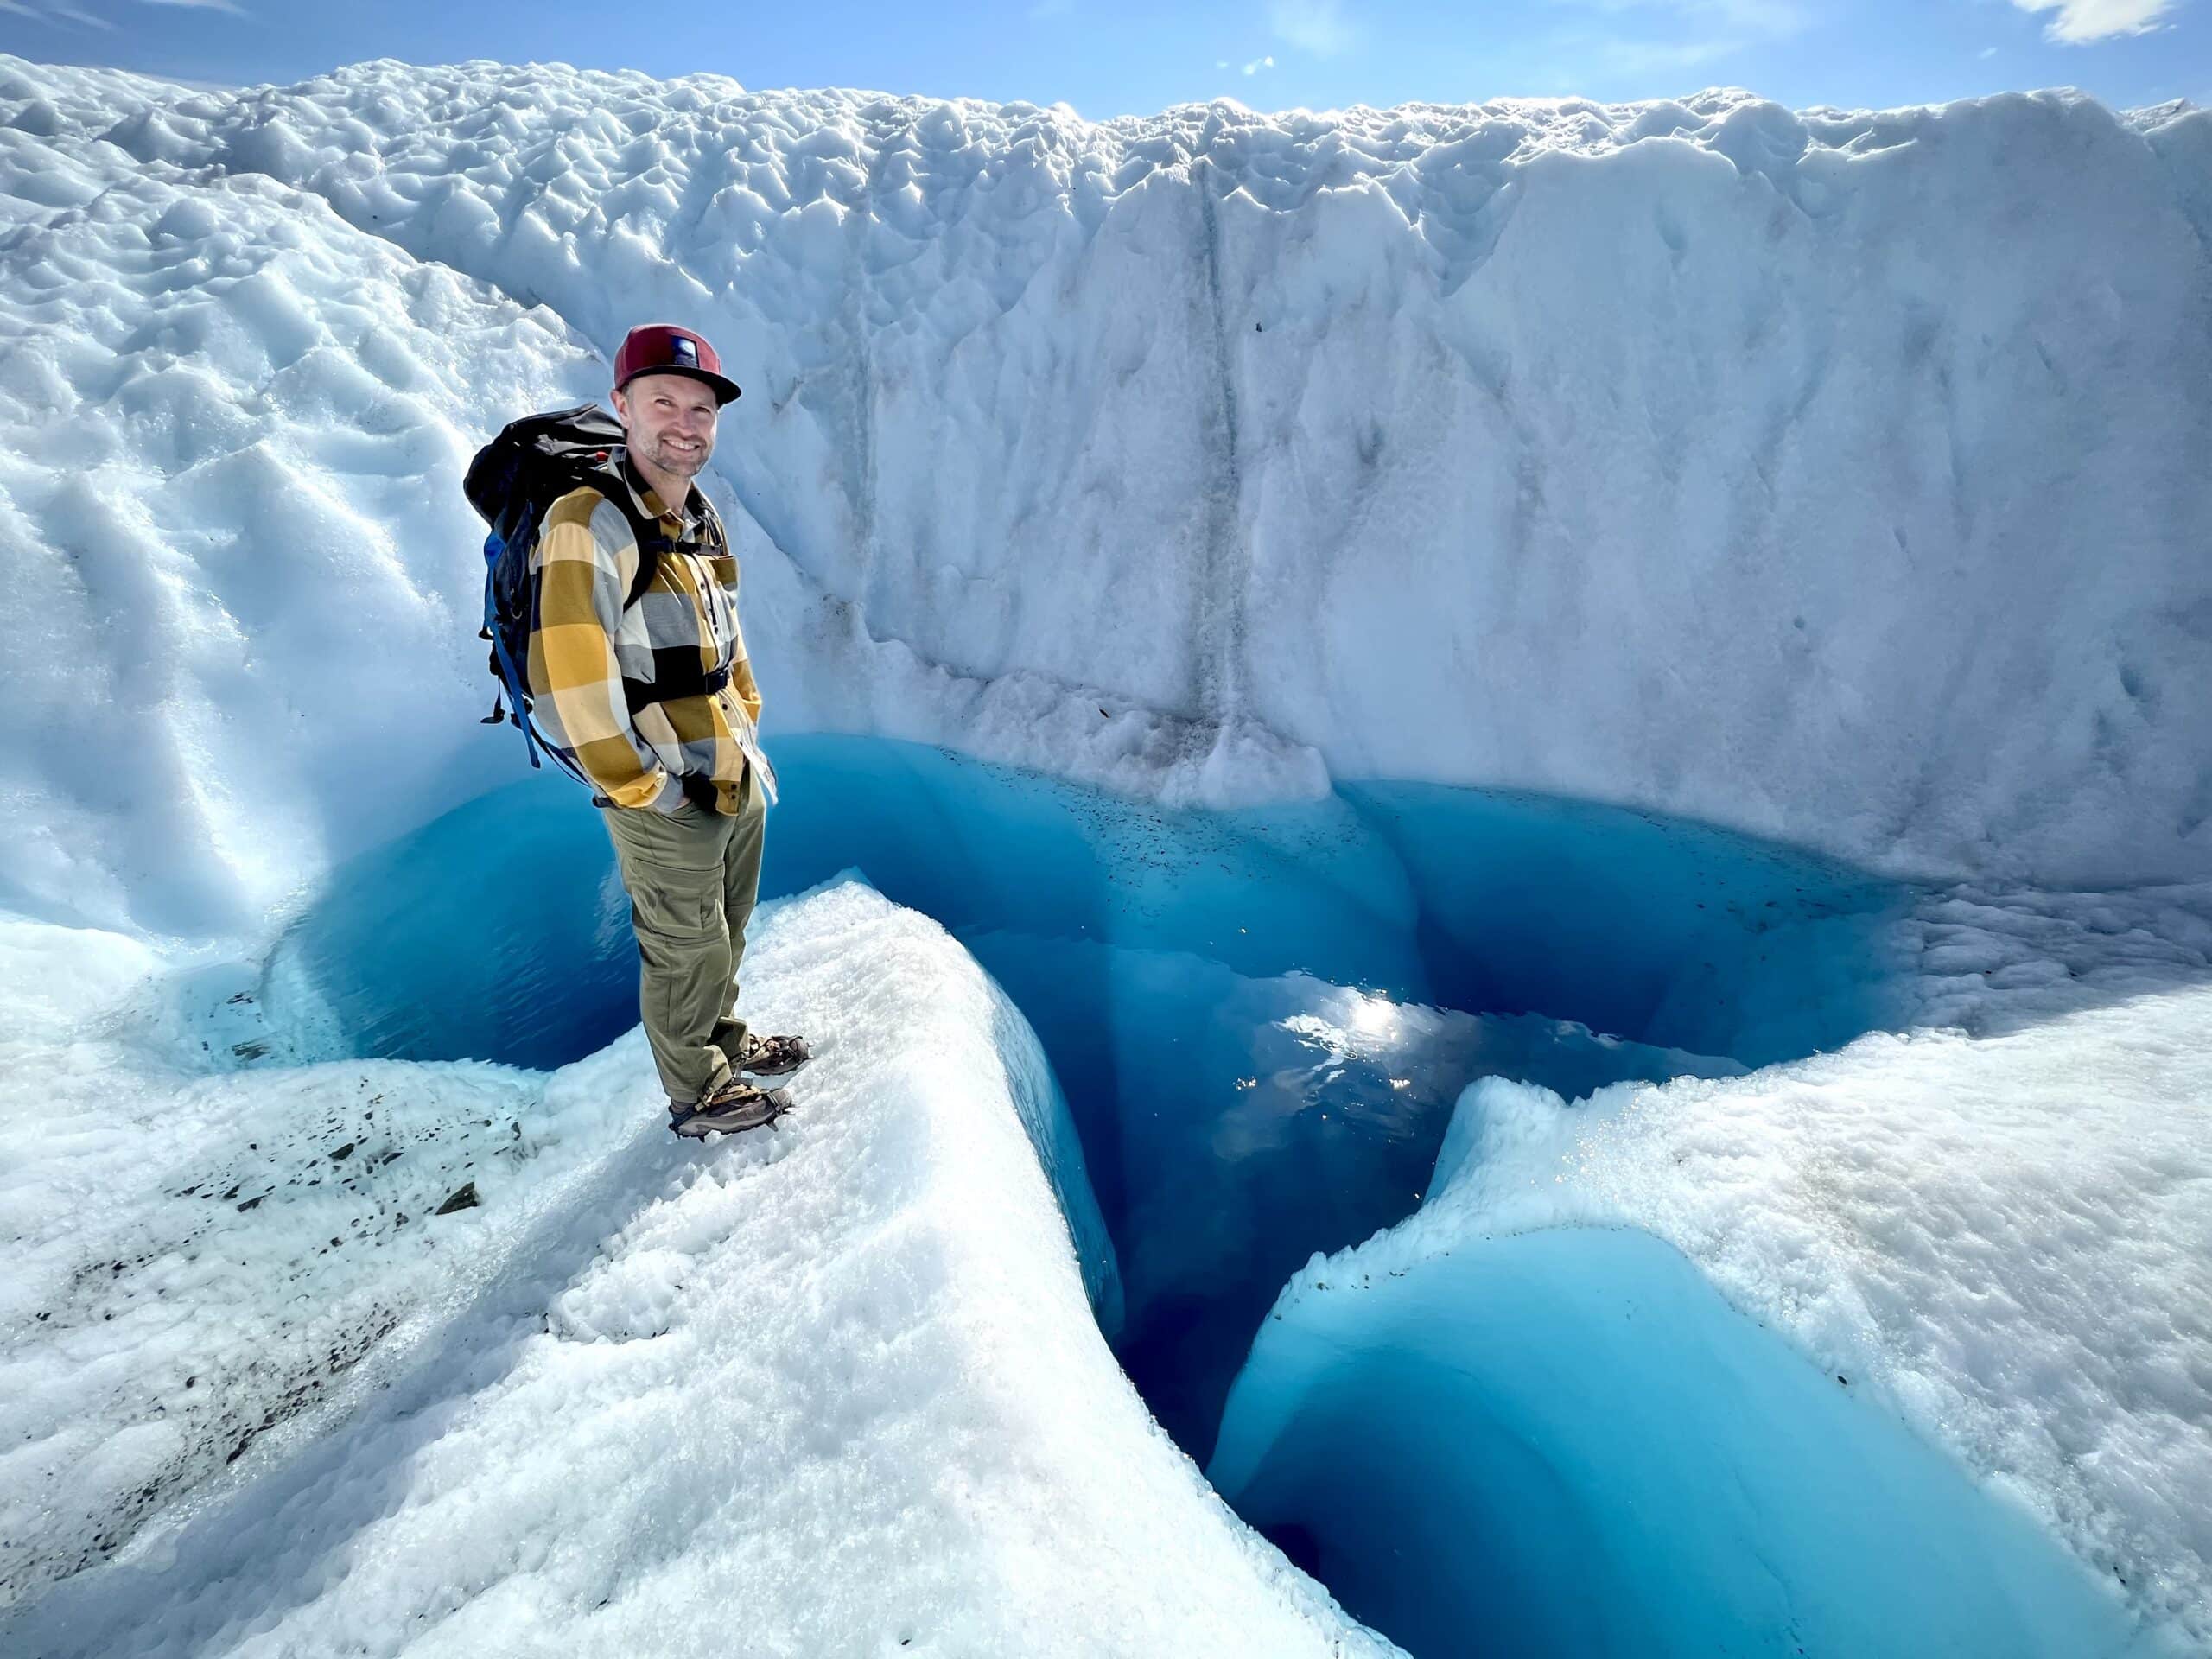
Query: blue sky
7,0,2208,118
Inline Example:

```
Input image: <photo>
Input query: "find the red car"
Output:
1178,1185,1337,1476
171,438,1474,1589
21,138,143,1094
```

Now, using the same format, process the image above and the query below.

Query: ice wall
8,57,2206,895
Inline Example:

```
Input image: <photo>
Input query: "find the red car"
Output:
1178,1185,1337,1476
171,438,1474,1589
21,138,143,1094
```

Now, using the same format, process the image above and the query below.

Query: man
527,322,808,1136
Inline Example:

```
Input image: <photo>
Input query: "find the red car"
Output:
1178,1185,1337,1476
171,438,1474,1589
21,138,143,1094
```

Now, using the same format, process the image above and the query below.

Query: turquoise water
266,737,1905,1077
264,735,1909,1452
259,734,2142,1659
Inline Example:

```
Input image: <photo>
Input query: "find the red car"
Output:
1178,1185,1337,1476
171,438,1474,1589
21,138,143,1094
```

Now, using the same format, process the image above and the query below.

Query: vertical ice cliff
5,60,2208,900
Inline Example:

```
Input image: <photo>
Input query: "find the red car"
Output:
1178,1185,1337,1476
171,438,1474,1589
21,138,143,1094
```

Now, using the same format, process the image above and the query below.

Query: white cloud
1980,44,1999,58
0,0,117,21
1592,32,1745,73
1243,54,1277,75
1270,0,1354,55
1541,0,1807,84
7,0,246,16
2008,0,2172,41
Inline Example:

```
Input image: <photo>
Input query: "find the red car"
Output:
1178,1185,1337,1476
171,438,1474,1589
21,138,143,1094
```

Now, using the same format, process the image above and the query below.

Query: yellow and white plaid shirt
524,454,773,815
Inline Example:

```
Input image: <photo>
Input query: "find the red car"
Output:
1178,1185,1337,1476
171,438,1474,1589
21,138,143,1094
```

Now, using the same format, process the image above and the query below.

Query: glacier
2,47,2210,1659
261,733,1899,1452
4,56,2210,924
1212,979,2212,1656
5,880,1379,1656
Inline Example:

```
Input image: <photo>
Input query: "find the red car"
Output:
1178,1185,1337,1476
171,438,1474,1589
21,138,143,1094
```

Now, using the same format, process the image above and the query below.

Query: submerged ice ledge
1212,988,2212,1656
0,881,1382,1656
1212,1225,2171,1659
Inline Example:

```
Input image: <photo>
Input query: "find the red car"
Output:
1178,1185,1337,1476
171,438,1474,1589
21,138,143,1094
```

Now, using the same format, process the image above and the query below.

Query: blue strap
482,525,637,798
482,531,601,793
481,533,542,770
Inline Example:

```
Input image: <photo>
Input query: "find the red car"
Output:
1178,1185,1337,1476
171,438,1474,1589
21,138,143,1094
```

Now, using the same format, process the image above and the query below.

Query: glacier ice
4,57,2210,918
1,45,2209,1659
0,920,603,1612
0,92,601,939
1214,966,2212,1654
2,883,1379,1656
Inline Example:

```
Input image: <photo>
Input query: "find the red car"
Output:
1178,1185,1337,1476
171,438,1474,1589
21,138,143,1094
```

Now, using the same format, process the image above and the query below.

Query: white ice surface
0,880,1389,1656
0,98,600,939
1242,912,2212,1648
3,46,2209,1658
3,57,2209,932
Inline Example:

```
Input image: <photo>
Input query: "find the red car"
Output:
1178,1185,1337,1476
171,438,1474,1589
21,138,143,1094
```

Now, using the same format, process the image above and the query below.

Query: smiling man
527,322,810,1136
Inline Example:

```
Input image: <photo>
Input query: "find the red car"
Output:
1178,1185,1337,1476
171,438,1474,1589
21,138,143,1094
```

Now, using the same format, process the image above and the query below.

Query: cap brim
619,365,742,406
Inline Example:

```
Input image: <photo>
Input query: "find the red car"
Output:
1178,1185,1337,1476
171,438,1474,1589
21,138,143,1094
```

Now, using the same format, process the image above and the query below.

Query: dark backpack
463,404,722,785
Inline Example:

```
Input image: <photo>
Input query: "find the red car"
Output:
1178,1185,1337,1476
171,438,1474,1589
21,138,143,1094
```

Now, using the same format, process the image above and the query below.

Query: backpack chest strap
622,662,731,714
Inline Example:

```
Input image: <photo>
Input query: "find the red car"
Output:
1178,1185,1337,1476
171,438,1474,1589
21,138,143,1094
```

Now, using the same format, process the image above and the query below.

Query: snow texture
0,880,1389,1657
0,76,600,938
3,56,2211,941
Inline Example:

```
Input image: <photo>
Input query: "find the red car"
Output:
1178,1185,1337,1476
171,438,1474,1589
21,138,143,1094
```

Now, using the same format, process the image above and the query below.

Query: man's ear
610,387,630,426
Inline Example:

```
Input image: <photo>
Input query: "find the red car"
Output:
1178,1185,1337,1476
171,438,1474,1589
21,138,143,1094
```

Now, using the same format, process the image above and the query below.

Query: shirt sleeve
526,491,671,810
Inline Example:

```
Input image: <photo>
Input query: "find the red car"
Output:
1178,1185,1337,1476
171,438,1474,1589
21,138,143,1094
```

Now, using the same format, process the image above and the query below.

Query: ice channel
261,734,2134,1656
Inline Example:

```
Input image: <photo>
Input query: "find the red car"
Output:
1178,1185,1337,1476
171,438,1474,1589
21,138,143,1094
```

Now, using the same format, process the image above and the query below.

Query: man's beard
642,433,709,477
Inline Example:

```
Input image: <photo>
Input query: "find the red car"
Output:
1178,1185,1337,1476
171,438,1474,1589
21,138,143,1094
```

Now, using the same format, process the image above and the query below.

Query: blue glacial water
245,734,2158,1656
264,735,1909,1453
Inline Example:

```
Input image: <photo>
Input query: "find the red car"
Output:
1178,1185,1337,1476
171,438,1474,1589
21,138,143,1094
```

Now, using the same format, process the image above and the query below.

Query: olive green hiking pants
600,772,766,1107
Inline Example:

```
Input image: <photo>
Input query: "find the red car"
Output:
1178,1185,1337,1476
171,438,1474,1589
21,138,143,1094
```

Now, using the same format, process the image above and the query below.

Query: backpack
463,404,723,785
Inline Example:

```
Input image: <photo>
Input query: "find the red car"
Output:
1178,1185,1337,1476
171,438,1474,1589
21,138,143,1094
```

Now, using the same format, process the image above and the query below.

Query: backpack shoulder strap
611,492,670,612
624,544,664,612
605,463,724,610
555,456,669,613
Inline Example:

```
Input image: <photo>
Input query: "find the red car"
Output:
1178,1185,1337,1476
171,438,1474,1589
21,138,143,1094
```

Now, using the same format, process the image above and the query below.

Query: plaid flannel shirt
525,454,774,815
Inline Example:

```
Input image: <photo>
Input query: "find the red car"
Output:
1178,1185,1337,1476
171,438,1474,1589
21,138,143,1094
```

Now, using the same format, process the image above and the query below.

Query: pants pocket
623,855,721,939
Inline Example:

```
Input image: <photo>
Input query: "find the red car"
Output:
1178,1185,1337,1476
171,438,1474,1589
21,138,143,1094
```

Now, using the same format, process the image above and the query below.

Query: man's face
614,372,718,482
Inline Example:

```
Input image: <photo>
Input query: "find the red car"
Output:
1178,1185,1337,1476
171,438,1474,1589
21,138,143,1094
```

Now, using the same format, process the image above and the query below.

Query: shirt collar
617,448,702,532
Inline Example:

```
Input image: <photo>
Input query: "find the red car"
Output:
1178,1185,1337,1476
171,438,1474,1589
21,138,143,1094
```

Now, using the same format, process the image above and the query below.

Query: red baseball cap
613,323,741,405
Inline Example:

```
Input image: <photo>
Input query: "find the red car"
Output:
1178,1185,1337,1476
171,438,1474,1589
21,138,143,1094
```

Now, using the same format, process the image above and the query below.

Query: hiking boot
734,1032,811,1078
669,1077,791,1137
